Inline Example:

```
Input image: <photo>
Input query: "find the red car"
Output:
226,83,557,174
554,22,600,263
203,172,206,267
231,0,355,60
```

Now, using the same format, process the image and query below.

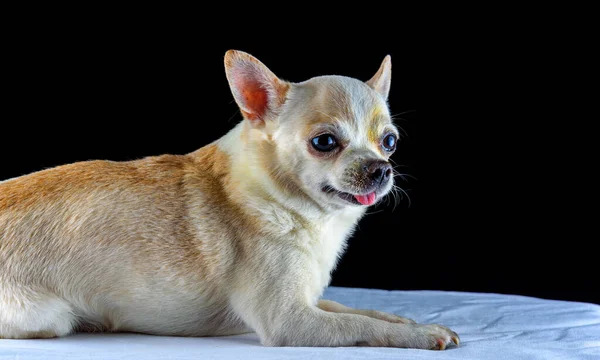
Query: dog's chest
302,211,361,303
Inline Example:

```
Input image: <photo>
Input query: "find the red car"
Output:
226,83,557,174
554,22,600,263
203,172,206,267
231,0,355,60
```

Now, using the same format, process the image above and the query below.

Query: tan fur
0,50,459,349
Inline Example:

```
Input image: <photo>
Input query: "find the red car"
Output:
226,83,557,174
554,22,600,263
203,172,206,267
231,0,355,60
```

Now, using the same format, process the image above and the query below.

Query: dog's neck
213,121,366,229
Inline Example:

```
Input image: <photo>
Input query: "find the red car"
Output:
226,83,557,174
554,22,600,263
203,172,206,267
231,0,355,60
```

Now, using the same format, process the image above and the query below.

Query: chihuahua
0,50,459,349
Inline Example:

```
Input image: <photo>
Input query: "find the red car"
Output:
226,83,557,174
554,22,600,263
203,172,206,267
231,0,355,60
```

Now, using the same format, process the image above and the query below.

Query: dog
0,50,459,349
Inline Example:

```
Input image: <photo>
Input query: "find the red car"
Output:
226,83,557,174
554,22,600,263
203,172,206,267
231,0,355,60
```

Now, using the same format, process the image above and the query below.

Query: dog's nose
364,160,392,185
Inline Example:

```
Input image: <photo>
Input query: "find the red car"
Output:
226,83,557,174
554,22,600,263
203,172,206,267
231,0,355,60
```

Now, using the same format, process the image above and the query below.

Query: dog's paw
416,324,460,350
366,310,416,324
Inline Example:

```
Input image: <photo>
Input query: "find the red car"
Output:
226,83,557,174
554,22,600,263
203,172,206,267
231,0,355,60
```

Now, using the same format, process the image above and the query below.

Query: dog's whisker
387,189,397,212
390,110,416,124
394,187,403,211
384,192,390,208
227,109,241,123
365,209,385,215
392,172,417,182
390,185,412,208
391,109,416,118
396,125,409,138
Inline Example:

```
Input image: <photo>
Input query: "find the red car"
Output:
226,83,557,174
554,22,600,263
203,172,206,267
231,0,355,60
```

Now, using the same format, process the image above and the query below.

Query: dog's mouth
321,185,378,206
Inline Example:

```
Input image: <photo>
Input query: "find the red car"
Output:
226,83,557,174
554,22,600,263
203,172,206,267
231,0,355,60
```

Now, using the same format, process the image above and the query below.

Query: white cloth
1,286,598,359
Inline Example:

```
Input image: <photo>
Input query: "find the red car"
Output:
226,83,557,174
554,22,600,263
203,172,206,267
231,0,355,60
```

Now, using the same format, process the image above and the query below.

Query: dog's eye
382,134,397,152
311,134,338,152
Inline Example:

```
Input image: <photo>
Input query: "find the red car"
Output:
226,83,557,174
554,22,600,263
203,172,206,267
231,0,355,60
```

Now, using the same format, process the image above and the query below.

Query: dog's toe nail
436,338,446,350
452,336,460,345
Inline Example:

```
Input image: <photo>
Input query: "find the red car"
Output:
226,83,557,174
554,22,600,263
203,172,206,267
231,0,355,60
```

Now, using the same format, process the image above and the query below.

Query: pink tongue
354,191,377,206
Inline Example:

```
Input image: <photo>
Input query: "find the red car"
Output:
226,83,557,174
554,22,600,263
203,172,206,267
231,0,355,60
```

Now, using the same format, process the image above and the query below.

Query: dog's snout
363,160,392,184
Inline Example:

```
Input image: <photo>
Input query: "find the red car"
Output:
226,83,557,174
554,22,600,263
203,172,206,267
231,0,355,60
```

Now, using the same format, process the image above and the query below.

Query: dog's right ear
366,55,392,100
224,50,290,128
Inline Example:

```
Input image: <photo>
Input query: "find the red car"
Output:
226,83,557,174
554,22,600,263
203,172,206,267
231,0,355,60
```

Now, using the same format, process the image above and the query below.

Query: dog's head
224,50,399,209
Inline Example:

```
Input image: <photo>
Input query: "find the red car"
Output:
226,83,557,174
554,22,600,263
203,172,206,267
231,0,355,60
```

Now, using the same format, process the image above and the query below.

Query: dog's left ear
224,50,290,128
366,55,392,100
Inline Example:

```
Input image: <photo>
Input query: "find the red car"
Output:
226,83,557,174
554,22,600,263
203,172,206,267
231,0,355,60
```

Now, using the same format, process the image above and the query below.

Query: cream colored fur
0,50,459,349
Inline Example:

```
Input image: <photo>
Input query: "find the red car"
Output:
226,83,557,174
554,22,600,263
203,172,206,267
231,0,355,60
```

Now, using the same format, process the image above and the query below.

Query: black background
2,19,595,305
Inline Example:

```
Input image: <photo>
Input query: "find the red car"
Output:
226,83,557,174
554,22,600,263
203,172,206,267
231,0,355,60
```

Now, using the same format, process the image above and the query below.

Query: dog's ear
224,50,290,128
366,55,392,100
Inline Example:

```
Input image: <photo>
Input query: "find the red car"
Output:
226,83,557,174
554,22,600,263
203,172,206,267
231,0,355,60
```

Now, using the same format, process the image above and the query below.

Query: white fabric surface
1,286,598,359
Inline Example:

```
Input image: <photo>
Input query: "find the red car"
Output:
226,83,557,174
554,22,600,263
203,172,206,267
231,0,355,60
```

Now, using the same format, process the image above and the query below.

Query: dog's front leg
317,299,416,324
230,272,459,349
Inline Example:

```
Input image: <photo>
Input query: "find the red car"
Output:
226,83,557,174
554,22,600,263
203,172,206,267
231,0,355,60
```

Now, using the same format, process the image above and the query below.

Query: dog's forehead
290,76,392,144
307,76,389,123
